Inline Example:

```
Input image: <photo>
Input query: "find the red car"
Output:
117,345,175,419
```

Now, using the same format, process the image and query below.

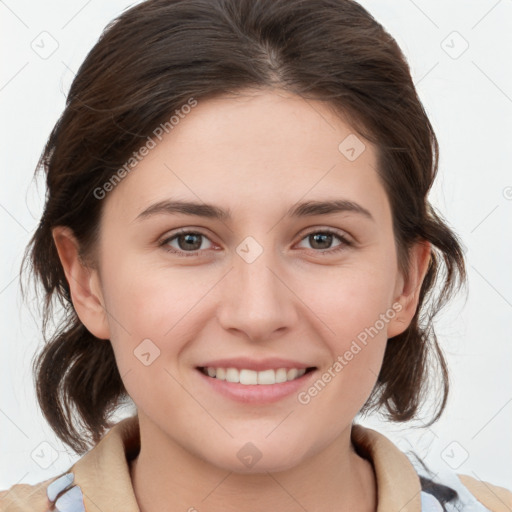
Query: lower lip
196,368,317,404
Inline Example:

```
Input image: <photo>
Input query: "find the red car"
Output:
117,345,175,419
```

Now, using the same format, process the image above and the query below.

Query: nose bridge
217,235,297,340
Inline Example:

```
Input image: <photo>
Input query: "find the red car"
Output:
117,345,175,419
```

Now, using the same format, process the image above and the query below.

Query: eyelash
158,228,353,258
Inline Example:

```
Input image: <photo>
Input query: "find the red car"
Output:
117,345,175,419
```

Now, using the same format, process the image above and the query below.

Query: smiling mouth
197,366,316,385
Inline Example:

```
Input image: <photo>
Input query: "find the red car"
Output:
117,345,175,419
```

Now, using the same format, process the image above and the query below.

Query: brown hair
22,0,466,454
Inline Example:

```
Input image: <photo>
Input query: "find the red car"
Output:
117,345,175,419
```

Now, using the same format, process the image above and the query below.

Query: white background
1,0,511,492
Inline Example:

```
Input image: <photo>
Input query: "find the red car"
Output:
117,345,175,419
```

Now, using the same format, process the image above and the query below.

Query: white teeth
202,367,308,385
226,368,239,383
275,368,288,383
259,369,276,385
241,369,258,385
287,368,299,381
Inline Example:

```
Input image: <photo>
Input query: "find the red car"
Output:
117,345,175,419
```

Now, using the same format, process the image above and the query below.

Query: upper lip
197,357,316,372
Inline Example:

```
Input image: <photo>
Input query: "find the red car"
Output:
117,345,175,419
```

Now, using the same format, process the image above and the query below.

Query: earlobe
387,241,432,339
52,226,110,340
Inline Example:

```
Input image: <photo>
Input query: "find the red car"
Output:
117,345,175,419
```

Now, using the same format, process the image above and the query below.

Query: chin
224,443,305,475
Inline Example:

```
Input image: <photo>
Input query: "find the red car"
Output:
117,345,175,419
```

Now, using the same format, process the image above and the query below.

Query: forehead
103,89,390,225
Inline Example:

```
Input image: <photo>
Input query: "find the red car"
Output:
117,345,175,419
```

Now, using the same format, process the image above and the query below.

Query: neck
129,415,377,512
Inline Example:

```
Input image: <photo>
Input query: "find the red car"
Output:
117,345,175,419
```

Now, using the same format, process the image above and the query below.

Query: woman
1,0,511,511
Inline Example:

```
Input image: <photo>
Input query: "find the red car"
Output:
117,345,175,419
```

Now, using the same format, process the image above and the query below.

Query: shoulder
455,473,512,512
0,471,85,512
351,423,512,512
418,469,512,511
0,415,139,512
0,478,52,511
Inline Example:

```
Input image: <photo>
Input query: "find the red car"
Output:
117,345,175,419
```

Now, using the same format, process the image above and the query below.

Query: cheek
102,255,211,336
303,257,398,345
99,263,199,410
298,278,393,422
295,255,397,398
99,235,398,406
99,256,222,386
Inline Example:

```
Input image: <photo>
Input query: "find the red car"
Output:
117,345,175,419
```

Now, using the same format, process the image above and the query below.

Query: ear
52,226,110,340
387,241,431,339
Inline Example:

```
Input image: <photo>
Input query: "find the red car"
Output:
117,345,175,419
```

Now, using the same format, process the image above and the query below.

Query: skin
53,88,431,512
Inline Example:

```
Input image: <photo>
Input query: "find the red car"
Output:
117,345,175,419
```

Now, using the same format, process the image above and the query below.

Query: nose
216,243,299,342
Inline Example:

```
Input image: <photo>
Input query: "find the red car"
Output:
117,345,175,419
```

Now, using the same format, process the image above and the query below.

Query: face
58,89,427,473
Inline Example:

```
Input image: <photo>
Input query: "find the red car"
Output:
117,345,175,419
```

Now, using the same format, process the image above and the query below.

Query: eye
160,229,215,257
296,229,352,254
159,228,352,258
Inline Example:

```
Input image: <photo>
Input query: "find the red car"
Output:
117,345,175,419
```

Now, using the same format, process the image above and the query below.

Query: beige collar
351,423,422,511
71,415,422,512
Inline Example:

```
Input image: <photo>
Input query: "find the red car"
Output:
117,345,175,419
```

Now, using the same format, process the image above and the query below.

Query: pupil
311,233,332,249
180,233,201,251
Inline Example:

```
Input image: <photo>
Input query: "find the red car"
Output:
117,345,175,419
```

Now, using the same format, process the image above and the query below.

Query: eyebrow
134,198,374,222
